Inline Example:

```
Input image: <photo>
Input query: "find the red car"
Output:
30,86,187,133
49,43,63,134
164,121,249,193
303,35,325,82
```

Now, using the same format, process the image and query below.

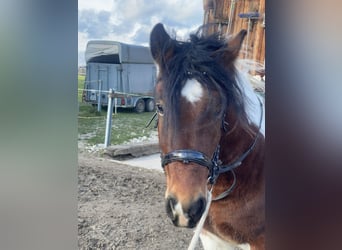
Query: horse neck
219,110,265,187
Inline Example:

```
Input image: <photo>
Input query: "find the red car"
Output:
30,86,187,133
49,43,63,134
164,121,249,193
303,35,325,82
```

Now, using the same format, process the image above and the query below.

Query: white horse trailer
83,41,157,113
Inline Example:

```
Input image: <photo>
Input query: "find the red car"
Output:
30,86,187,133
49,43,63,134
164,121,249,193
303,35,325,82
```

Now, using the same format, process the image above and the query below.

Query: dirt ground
78,152,204,250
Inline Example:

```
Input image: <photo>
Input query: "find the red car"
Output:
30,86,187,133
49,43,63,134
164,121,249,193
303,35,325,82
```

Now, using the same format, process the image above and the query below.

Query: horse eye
156,103,164,114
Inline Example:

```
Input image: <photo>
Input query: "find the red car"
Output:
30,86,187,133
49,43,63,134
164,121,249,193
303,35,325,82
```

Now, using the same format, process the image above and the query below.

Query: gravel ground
78,153,203,250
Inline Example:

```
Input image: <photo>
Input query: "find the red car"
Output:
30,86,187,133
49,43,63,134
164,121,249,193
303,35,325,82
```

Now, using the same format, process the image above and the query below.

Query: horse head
150,23,247,228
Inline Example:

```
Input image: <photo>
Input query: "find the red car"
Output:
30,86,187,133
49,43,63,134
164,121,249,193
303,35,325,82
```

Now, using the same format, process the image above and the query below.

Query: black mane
159,28,248,130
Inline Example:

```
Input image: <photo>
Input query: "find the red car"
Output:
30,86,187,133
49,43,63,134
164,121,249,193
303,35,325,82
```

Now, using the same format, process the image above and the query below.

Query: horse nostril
188,197,206,223
165,196,177,220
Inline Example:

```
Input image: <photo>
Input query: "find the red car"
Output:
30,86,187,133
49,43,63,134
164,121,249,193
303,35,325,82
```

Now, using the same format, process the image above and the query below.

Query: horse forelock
158,30,249,133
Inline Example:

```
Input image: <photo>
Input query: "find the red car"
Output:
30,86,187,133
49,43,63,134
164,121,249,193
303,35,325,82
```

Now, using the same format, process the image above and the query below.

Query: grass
78,75,157,145
78,105,157,145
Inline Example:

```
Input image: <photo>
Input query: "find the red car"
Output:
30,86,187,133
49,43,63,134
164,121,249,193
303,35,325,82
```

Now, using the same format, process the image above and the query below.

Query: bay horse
149,23,265,250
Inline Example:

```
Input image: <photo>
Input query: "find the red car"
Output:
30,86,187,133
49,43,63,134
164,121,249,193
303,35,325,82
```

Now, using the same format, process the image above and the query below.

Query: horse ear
150,23,174,66
226,29,247,61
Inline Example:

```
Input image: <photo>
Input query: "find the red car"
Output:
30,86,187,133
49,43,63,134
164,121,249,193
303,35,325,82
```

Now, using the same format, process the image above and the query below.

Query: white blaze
181,79,203,104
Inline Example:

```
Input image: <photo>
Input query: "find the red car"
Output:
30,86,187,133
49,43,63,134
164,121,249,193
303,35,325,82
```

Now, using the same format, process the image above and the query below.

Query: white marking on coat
200,230,251,250
236,72,265,136
181,79,203,104
155,64,160,76
170,201,189,226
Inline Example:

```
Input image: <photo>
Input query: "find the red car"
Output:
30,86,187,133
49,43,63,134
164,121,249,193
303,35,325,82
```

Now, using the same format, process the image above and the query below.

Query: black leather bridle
147,97,263,201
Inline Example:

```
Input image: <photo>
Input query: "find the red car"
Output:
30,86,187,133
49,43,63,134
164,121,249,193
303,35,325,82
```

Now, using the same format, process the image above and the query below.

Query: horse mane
159,27,250,133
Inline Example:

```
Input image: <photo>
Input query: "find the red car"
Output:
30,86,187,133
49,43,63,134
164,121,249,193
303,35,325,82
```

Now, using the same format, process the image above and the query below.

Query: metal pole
97,80,102,112
104,89,114,147
114,98,117,114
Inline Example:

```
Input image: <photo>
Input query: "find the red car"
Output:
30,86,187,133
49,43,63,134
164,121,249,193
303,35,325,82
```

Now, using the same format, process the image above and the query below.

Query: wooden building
203,0,265,74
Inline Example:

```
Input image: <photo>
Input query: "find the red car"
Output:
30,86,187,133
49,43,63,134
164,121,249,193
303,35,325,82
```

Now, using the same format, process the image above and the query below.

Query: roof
85,40,154,64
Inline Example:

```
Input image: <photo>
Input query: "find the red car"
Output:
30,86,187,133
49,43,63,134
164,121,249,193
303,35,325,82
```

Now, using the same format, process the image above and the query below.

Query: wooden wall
203,0,265,72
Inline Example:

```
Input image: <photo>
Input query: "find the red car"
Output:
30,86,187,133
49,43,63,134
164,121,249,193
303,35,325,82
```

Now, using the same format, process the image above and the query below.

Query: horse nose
165,196,206,228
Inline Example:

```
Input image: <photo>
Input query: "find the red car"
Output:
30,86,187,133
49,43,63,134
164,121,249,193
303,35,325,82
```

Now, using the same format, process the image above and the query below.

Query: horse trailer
83,40,157,112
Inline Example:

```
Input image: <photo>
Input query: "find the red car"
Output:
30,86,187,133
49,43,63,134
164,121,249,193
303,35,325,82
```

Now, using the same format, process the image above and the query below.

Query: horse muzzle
165,196,206,228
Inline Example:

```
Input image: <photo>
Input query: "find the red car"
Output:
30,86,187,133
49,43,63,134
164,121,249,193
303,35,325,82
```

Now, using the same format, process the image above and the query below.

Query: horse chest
200,229,250,250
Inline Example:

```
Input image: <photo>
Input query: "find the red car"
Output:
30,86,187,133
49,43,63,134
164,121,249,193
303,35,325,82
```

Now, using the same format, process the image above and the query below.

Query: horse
149,23,265,250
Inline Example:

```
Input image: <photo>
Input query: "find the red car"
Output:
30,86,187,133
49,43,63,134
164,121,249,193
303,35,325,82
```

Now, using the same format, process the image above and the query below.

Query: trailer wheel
145,99,155,112
134,99,145,113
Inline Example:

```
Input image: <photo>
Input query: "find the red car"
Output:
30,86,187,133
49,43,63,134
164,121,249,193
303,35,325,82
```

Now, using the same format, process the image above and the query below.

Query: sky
78,0,204,66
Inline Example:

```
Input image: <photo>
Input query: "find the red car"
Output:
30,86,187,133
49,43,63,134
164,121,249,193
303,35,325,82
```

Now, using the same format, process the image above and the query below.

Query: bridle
147,96,263,201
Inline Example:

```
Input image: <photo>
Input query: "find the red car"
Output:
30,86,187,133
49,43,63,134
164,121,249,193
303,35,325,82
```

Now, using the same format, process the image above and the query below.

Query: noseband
160,97,263,201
